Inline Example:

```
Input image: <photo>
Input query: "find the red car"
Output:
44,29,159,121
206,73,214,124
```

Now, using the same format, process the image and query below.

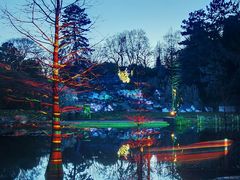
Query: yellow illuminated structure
118,144,130,158
118,68,131,83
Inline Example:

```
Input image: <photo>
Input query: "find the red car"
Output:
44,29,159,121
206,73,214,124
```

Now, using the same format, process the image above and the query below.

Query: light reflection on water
1,124,240,180
15,156,48,180
13,155,181,180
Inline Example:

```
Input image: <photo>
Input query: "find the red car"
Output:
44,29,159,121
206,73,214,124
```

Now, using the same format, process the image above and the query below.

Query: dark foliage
179,0,240,109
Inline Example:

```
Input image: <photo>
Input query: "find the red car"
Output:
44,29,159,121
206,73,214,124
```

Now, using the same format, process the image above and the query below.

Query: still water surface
0,121,240,180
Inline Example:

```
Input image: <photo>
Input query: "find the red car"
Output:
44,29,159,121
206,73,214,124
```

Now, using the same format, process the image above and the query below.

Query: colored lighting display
148,139,232,153
118,69,131,83
122,137,155,149
70,120,169,129
121,139,232,164
118,144,130,158
169,111,177,117
154,151,226,163
45,146,63,179
61,106,82,113
127,115,150,124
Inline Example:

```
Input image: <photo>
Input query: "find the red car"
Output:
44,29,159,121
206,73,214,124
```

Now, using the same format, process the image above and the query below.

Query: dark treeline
179,0,240,110
0,39,48,109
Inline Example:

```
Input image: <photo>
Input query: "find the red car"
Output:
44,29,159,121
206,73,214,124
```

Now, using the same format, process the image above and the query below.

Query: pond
0,119,240,180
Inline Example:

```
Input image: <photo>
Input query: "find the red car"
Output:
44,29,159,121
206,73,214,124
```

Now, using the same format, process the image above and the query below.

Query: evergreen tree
60,3,92,63
59,3,93,82
180,0,240,109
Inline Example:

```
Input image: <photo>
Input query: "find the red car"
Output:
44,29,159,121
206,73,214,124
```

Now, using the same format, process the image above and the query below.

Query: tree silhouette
180,0,240,109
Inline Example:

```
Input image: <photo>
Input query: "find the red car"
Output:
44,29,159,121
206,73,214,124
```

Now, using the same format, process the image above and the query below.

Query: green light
70,121,169,129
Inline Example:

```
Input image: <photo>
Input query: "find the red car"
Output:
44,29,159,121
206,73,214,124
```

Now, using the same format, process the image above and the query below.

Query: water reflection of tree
91,160,136,180
63,160,93,180
63,159,93,179
15,156,48,180
61,138,136,179
0,137,49,179
151,161,180,180
62,139,94,180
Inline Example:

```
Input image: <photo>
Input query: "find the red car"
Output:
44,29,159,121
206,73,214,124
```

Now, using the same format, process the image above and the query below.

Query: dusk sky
1,0,212,46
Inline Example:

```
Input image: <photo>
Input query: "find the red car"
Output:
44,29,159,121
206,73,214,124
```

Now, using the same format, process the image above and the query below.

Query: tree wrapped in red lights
2,0,96,129
127,115,150,125
127,115,153,141
2,0,97,179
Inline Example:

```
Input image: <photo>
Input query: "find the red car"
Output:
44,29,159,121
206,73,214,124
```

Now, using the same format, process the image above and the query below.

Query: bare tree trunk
45,1,63,179
52,0,61,147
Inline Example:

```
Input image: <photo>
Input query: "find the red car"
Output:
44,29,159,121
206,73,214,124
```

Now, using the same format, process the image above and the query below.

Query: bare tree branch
4,13,52,53
31,3,54,44
33,0,55,22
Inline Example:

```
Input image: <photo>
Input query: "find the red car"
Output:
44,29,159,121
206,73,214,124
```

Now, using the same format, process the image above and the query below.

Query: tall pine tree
59,3,92,80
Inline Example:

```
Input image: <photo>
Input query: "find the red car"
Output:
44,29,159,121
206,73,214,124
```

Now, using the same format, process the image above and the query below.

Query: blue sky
0,0,212,46
88,0,212,46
